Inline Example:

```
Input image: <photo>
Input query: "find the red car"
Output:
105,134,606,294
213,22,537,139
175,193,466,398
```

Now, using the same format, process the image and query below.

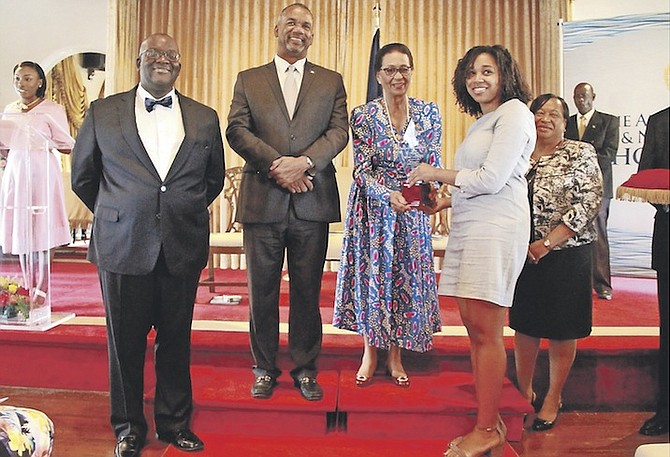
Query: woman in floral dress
333,43,442,388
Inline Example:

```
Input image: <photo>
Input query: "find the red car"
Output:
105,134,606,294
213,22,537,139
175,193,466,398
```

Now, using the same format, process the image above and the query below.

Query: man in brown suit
226,3,348,401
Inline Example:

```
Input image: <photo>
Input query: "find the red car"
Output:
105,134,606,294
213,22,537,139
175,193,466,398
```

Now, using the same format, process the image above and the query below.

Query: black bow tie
145,96,172,112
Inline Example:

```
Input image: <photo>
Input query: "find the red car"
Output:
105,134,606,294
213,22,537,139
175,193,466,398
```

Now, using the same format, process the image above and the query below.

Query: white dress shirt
274,55,306,96
136,85,185,181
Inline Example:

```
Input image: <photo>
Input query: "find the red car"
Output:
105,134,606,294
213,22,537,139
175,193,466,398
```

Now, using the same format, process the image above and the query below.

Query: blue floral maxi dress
333,97,442,352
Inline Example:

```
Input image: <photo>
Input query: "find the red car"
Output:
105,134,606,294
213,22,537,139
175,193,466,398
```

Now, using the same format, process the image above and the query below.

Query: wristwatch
304,156,315,176
542,238,552,249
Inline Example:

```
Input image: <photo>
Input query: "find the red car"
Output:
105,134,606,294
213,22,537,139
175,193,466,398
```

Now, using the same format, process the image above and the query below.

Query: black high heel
532,401,563,432
530,392,541,413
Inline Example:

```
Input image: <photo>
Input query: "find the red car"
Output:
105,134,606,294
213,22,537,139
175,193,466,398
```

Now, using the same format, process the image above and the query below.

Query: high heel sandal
385,368,410,388
497,416,507,437
355,373,373,387
443,422,506,457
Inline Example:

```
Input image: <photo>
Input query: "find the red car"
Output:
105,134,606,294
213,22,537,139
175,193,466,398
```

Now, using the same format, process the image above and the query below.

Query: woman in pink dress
0,61,72,302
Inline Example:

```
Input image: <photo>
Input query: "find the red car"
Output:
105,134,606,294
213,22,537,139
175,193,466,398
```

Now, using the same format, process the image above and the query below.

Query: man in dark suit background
637,106,669,436
72,33,225,457
226,3,348,402
566,82,619,300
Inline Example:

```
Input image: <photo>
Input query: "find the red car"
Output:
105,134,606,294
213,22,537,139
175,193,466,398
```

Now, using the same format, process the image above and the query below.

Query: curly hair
13,61,47,98
452,45,531,117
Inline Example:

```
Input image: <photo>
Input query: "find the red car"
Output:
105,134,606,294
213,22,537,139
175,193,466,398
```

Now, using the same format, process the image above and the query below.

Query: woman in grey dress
409,45,535,457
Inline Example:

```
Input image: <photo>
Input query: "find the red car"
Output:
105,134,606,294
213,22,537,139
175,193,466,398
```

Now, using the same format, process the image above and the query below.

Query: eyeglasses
380,66,412,77
140,49,181,62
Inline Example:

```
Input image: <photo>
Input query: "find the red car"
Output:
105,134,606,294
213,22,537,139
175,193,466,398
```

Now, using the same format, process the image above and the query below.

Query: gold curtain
111,0,568,230
46,55,88,142
47,55,93,230
112,0,567,164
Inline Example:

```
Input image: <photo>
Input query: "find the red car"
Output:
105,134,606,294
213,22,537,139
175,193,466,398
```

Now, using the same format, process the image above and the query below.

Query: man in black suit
226,3,348,401
637,107,669,436
72,33,225,456
566,82,619,300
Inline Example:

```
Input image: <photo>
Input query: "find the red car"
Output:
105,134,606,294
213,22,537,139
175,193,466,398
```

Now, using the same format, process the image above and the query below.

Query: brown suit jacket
226,61,348,224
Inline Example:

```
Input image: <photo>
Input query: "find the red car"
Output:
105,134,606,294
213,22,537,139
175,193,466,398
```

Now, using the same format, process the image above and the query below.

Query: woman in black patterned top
509,94,603,432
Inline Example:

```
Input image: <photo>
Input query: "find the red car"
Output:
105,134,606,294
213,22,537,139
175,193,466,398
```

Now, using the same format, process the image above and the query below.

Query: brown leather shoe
251,375,277,399
294,376,323,401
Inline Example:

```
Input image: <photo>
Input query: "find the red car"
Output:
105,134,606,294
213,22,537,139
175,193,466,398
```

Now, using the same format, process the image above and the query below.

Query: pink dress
0,100,72,254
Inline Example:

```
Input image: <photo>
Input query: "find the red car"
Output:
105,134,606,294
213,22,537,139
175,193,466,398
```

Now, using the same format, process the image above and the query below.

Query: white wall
572,0,669,20
0,0,107,108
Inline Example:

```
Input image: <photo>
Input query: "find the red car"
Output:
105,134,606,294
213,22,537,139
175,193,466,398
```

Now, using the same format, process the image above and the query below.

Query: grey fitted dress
438,99,536,307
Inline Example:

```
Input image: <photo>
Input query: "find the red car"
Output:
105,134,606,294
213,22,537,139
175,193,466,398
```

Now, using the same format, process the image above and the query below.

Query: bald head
573,82,595,115
136,33,181,99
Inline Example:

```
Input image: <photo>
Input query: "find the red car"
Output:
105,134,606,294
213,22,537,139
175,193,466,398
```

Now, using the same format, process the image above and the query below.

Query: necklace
17,97,43,112
382,95,409,144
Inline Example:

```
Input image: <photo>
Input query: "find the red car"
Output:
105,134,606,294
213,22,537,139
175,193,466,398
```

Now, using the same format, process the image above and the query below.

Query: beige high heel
443,421,506,457
385,367,410,388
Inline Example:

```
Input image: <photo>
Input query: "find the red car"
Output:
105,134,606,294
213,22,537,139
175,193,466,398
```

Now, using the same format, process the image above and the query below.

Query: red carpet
49,261,659,327
162,433,520,457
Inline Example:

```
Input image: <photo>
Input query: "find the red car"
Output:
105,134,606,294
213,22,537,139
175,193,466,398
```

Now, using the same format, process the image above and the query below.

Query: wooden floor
1,386,668,457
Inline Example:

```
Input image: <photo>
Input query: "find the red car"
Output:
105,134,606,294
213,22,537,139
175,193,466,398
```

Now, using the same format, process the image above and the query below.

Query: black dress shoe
294,376,323,401
157,428,204,452
530,392,542,413
596,290,612,300
251,375,277,399
639,414,669,436
115,433,144,457
531,416,556,431
532,402,563,431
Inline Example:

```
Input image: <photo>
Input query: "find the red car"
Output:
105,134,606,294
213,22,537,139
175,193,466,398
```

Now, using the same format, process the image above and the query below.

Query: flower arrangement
0,276,31,320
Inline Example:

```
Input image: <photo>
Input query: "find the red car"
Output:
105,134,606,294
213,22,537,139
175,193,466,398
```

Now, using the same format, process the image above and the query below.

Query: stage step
0,324,658,412
145,366,531,445
338,370,531,442
189,367,339,437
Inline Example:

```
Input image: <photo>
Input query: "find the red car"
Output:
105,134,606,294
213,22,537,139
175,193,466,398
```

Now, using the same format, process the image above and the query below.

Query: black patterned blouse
527,139,603,249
